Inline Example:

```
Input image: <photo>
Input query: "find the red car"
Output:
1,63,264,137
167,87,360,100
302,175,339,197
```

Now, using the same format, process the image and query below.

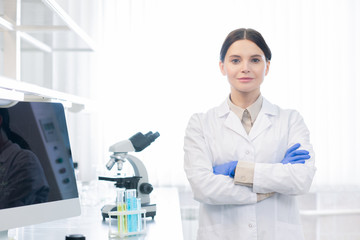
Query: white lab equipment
99,131,159,220
108,207,147,238
109,188,146,238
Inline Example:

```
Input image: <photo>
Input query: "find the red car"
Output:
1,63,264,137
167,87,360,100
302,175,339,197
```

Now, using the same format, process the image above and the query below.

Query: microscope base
101,203,156,220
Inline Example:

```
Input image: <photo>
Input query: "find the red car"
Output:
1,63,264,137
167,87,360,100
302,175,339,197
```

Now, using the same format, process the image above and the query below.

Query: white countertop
14,187,183,240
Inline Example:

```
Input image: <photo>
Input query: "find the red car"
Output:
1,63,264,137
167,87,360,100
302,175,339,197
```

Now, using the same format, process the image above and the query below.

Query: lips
237,77,254,82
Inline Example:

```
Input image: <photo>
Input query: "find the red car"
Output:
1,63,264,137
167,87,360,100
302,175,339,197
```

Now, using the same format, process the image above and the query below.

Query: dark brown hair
220,28,272,62
0,108,30,150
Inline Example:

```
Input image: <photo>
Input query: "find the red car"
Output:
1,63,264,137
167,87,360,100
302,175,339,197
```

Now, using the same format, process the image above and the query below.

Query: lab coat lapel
224,111,249,139
217,100,249,140
249,98,278,141
217,98,277,141
249,112,272,141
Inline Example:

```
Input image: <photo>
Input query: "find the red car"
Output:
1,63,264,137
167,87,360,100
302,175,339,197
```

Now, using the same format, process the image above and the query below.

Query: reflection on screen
0,102,78,210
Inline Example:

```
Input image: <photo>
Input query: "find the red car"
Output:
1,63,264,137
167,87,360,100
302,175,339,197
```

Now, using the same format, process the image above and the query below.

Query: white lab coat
184,97,316,240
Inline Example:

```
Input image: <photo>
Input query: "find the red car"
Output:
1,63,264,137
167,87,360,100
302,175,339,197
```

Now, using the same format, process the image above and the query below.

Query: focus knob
140,183,153,194
65,234,86,240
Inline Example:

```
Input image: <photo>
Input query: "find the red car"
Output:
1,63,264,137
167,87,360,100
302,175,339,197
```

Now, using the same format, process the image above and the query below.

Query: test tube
116,188,127,234
131,194,138,232
125,189,136,232
137,198,142,231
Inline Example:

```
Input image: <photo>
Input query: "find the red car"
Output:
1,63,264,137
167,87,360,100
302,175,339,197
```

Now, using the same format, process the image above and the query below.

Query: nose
240,61,250,73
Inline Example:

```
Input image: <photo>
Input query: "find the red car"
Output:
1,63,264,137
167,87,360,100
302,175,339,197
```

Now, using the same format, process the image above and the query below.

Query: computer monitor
0,102,81,239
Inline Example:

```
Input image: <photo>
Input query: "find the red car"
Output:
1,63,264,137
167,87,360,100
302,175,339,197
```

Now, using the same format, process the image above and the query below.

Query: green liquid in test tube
117,188,127,234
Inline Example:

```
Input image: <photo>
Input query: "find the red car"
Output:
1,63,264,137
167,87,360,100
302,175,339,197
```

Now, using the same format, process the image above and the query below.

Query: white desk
14,188,183,240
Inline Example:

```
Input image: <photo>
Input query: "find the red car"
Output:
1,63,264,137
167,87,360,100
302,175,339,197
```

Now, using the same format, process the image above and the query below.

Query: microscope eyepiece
129,131,160,152
146,131,160,142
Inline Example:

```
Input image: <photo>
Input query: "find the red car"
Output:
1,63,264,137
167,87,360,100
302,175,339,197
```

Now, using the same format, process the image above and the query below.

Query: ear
219,61,226,76
265,61,270,76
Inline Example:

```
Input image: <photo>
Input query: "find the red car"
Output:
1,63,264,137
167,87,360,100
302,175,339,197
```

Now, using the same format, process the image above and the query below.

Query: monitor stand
0,230,7,240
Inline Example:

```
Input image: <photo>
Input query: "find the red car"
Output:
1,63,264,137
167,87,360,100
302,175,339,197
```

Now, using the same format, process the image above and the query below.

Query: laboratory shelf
0,76,92,112
0,0,97,110
0,0,96,52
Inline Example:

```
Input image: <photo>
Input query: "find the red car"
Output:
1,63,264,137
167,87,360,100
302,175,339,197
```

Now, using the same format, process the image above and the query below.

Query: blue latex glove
281,143,310,164
213,161,238,178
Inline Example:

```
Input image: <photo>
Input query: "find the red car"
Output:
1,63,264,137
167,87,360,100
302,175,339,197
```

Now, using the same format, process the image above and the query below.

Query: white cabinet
0,0,98,111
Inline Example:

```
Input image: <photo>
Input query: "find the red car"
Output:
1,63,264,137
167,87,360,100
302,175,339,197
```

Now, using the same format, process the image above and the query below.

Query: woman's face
219,39,270,98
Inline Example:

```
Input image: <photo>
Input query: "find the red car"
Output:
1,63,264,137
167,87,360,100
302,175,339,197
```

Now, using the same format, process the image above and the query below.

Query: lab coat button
245,150,250,155
248,223,253,228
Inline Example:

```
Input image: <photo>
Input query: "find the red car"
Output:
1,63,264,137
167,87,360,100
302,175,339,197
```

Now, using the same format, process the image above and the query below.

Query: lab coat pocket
198,204,224,227
276,221,304,240
197,221,247,240
197,204,251,240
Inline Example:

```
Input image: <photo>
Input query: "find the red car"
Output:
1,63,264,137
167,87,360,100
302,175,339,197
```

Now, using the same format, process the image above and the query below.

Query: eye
251,58,260,63
231,59,240,64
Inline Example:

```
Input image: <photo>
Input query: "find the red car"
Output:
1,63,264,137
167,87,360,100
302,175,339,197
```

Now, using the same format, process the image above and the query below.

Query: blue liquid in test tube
125,189,137,232
137,198,142,231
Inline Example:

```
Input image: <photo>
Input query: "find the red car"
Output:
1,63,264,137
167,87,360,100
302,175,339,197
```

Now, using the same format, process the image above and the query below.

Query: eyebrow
250,54,263,58
229,54,263,58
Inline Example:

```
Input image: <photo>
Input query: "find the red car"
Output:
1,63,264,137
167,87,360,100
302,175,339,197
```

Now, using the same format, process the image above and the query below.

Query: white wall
96,0,360,189
29,0,358,188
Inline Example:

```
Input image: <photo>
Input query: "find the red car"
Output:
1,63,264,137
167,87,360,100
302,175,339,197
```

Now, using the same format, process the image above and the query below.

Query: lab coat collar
217,97,278,141
217,97,278,118
260,98,279,116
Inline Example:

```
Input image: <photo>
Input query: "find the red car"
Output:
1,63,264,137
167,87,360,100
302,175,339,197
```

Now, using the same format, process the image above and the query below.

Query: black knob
140,183,153,194
66,234,86,240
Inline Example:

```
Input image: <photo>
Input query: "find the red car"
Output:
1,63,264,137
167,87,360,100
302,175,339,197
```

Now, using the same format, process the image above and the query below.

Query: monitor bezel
0,101,81,232
0,198,81,231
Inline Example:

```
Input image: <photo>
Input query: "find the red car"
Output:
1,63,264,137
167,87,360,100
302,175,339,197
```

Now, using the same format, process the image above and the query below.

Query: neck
230,90,260,109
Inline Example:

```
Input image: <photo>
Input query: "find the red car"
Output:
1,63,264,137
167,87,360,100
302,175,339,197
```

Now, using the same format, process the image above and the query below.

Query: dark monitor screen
0,102,79,210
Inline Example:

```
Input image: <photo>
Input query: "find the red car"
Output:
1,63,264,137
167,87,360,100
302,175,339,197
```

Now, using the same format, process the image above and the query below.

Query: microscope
99,131,159,220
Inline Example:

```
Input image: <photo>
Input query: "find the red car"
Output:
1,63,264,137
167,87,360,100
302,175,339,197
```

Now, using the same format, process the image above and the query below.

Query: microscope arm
126,154,152,204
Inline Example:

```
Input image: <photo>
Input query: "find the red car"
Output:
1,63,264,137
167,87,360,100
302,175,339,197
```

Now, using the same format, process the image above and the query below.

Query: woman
0,108,49,209
184,28,316,240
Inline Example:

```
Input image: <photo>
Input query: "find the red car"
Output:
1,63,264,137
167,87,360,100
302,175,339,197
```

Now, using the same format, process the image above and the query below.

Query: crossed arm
184,112,316,205
213,143,311,200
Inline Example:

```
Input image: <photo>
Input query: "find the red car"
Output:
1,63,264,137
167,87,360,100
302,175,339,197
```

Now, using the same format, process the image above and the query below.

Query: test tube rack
108,209,147,238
